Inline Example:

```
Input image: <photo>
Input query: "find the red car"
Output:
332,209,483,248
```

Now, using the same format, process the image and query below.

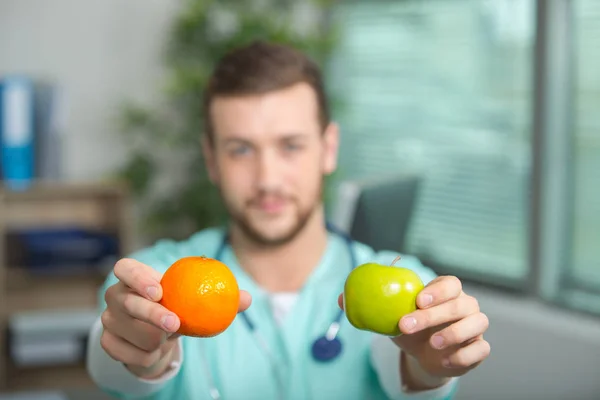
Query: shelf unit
0,181,134,392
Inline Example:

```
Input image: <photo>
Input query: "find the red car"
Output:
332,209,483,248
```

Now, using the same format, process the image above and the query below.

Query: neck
229,206,329,293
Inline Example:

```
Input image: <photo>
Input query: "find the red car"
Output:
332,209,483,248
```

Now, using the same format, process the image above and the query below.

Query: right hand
100,258,252,379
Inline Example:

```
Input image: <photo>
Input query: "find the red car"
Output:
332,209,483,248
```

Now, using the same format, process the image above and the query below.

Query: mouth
250,197,289,214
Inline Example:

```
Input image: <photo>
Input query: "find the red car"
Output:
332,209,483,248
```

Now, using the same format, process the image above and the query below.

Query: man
86,41,490,400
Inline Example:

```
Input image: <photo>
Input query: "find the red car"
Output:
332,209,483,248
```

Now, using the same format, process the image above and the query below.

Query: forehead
209,83,321,141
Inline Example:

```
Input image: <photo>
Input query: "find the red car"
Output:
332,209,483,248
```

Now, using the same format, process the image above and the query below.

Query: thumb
238,290,252,313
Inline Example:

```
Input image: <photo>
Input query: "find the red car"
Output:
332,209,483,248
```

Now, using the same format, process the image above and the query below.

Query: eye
283,142,303,152
229,144,251,156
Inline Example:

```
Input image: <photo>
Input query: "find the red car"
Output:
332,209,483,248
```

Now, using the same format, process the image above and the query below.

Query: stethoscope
201,221,357,400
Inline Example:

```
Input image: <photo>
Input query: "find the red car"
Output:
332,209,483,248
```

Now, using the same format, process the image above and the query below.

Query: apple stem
391,255,402,266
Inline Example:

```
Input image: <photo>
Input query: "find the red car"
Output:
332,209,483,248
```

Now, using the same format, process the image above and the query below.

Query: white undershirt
268,292,299,326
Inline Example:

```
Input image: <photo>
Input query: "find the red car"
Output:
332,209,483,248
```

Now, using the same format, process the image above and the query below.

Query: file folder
0,76,35,190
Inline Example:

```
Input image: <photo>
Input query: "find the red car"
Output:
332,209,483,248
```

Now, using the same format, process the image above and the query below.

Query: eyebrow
279,133,308,141
222,133,308,144
222,137,252,145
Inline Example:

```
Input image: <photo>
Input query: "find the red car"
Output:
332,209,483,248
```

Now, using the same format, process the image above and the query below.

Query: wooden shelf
0,180,129,199
1,181,131,234
4,267,105,316
0,181,134,391
6,363,95,392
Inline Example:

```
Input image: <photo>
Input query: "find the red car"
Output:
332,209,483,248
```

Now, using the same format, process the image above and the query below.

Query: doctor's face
204,83,339,246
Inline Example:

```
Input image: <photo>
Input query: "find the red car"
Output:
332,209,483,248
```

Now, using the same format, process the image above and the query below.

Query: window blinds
327,0,534,279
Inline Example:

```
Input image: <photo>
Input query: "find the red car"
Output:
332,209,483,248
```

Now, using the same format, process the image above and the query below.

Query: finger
239,290,252,312
124,337,180,379
114,258,163,301
430,312,489,350
101,308,169,352
337,294,344,310
113,290,180,333
463,334,483,346
399,294,479,334
417,276,463,309
100,329,163,369
159,335,180,355
442,338,491,370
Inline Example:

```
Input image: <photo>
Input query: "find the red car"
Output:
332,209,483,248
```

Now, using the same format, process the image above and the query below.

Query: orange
159,256,240,337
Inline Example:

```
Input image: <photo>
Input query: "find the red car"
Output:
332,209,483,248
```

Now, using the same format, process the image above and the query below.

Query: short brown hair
202,40,330,143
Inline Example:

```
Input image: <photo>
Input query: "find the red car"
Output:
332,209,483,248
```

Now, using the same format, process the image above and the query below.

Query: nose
256,149,281,192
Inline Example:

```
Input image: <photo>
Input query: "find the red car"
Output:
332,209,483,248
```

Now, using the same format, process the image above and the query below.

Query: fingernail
401,316,417,331
419,293,433,307
162,314,175,330
146,286,159,300
431,335,445,349
442,358,452,368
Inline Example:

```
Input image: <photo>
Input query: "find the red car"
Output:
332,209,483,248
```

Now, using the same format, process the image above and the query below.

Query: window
327,0,600,313
561,0,600,311
328,0,535,286
572,0,600,287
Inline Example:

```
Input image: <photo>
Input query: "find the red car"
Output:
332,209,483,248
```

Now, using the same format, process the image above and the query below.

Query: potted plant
114,0,339,243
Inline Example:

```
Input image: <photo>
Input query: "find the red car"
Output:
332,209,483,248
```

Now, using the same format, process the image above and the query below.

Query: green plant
114,0,340,242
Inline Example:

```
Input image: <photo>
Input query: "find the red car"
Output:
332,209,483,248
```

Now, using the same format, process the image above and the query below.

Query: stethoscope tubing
205,221,357,399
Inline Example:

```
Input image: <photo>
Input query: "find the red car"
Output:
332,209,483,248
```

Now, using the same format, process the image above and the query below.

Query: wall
456,283,600,400
0,0,181,181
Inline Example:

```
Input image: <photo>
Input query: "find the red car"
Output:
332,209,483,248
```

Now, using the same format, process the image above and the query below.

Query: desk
0,389,111,400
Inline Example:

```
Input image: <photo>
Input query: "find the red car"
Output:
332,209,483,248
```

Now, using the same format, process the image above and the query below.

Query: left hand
393,276,490,378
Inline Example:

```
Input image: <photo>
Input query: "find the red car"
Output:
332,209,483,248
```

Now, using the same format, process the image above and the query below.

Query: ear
201,134,219,184
322,121,340,176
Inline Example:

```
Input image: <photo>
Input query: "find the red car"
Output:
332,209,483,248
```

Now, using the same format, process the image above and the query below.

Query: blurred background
0,0,599,399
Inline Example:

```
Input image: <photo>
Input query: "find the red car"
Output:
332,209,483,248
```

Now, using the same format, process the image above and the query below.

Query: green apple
343,256,424,336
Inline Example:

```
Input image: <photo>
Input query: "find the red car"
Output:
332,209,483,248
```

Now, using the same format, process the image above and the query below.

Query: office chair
329,173,421,254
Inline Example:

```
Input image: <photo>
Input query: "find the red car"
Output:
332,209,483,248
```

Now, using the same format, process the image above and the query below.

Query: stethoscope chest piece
311,335,342,362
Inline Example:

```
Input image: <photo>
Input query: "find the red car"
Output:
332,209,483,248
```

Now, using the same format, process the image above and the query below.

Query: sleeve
86,317,184,397
370,335,459,400
369,250,460,400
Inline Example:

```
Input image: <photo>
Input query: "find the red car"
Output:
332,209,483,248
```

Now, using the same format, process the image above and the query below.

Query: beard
218,181,324,248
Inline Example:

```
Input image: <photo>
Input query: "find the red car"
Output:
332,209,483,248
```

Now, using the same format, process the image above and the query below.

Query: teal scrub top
96,227,459,400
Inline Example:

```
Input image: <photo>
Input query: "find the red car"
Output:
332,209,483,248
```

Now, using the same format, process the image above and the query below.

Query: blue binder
0,75,35,190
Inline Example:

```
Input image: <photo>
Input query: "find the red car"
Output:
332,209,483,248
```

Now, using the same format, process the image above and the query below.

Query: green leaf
113,0,341,241
115,152,156,197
